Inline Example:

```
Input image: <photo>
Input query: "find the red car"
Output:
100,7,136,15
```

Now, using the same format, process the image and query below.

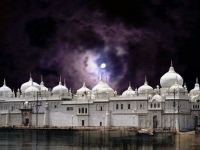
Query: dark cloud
25,17,57,48
0,0,200,93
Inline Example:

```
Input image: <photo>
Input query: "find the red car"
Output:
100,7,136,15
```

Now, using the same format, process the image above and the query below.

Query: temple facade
0,63,200,132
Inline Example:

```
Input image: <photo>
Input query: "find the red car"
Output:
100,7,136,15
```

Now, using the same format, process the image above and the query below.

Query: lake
0,129,199,150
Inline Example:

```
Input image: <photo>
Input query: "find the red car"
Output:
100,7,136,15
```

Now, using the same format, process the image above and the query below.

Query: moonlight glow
100,63,106,69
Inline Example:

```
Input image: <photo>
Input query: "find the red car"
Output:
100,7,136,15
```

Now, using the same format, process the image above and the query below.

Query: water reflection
0,129,199,150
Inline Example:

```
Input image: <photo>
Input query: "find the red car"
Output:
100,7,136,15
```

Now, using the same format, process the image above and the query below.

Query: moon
100,63,106,69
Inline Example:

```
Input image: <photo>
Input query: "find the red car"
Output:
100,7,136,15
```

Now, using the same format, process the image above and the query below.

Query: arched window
121,104,123,109
82,108,84,113
158,103,160,108
116,104,118,109
154,103,156,108
193,105,195,109
198,105,199,109
100,106,102,111
85,108,87,113
151,103,153,108
79,108,81,113
128,104,130,109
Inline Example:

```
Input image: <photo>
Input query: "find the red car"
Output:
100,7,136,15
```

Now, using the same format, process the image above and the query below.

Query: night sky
0,0,200,94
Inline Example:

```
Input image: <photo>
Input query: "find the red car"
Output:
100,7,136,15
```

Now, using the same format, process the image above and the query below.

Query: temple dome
151,94,164,102
160,63,183,88
77,82,91,95
21,75,40,92
122,83,135,97
0,79,12,94
52,78,68,95
92,79,114,97
190,78,200,95
138,77,153,94
25,85,39,93
169,78,185,93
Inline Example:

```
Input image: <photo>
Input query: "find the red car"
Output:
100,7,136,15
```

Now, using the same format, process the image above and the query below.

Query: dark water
0,129,199,150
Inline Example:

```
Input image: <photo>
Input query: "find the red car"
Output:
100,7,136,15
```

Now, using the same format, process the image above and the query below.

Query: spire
128,81,132,90
3,78,6,86
59,76,61,85
100,72,103,81
106,77,107,83
40,75,44,85
169,60,175,72
64,79,66,87
144,76,148,85
195,78,199,89
29,73,33,81
83,82,85,87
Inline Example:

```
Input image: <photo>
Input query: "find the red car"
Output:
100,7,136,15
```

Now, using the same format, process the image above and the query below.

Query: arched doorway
153,115,158,128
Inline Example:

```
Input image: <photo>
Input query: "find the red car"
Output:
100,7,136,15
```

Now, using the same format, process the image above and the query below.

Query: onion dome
92,74,114,96
52,77,68,95
160,61,183,88
40,76,48,91
151,94,164,102
21,74,40,92
25,81,39,93
169,76,185,93
98,82,114,94
122,82,135,97
77,82,91,95
190,78,200,95
138,77,154,94
0,79,12,94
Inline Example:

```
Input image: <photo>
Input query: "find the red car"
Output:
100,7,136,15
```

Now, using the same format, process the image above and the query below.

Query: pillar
6,109,10,126
44,103,49,127
105,111,110,127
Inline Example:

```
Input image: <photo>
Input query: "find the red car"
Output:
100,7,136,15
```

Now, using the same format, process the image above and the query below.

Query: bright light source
100,63,106,69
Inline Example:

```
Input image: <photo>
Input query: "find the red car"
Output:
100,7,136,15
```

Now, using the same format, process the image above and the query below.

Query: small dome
160,62,183,87
52,78,68,95
190,78,200,95
25,85,39,93
138,77,153,94
40,76,48,91
151,94,164,102
21,75,40,92
77,82,91,95
122,83,135,97
0,79,12,94
169,78,185,93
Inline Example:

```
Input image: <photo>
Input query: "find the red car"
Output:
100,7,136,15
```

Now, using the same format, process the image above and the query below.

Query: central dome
160,63,183,88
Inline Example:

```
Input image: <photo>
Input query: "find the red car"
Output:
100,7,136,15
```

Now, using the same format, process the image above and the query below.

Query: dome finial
3,78,6,86
196,78,198,84
30,73,33,81
40,75,44,85
64,79,66,87
171,60,173,67
106,77,107,83
144,76,148,85
129,81,131,87
100,72,103,81
59,76,62,85
83,81,85,87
